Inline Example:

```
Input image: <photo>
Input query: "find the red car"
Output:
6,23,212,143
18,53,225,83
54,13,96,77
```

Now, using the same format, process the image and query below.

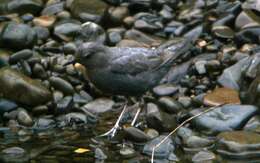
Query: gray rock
95,148,107,160
0,68,51,106
119,147,136,158
195,60,207,74
33,118,55,130
49,76,74,95
153,84,178,96
17,109,33,127
41,2,64,15
192,151,216,162
7,0,43,15
218,57,251,90
143,135,174,159
56,96,73,113
82,98,114,114
54,21,81,41
190,104,258,135
158,97,183,114
123,126,151,142
9,49,33,64
0,99,17,115
0,23,37,50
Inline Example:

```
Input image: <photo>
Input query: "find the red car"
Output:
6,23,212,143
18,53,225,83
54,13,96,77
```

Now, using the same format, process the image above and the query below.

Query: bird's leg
130,98,144,126
99,104,127,138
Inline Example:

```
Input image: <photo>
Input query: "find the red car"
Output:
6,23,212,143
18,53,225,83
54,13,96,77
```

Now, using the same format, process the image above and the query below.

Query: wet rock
119,146,136,159
41,2,64,16
82,98,114,114
105,6,129,26
33,63,48,79
76,22,106,44
0,23,37,50
235,11,260,29
107,28,125,46
158,97,183,114
33,118,55,130
195,60,207,74
192,151,216,162
56,96,73,114
17,109,33,127
9,49,33,64
32,105,48,115
123,126,150,142
95,148,107,160
245,53,260,78
33,15,56,28
33,26,50,41
63,42,77,55
190,104,258,135
203,87,241,106
212,25,234,39
246,74,260,108
54,20,81,41
0,147,29,163
0,68,51,106
143,135,174,159
70,0,106,18
178,96,191,108
146,102,177,132
57,112,88,126
235,27,260,46
217,131,260,159
49,76,74,95
117,39,149,48
145,128,159,139
7,0,43,15
153,84,178,96
0,99,17,115
218,57,251,90
185,136,214,149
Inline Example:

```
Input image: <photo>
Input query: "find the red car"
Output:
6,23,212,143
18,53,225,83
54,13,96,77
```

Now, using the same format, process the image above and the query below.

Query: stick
151,105,223,163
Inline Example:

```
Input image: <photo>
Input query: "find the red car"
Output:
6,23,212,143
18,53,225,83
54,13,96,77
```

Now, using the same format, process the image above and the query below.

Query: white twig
151,105,222,163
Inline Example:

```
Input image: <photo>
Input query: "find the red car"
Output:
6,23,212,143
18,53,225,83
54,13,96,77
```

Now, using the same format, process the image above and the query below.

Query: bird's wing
110,47,163,75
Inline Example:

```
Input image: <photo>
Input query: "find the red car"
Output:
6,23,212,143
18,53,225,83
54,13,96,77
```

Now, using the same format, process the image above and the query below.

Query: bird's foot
98,105,127,138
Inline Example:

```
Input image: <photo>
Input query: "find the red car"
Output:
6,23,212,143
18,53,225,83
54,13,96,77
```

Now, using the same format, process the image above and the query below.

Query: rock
54,20,81,41
33,63,48,79
41,2,64,16
218,57,251,90
0,146,29,162
56,96,73,114
7,0,43,15
195,60,207,74
105,6,129,26
119,147,136,158
33,15,56,28
152,84,178,96
33,118,55,130
158,97,183,114
70,0,107,18
235,27,260,46
117,39,149,48
76,22,106,44
49,76,74,95
203,87,241,106
192,151,216,162
178,96,192,108
190,104,258,135
33,26,50,41
0,68,51,106
56,112,88,126
0,23,37,50
245,53,260,78
246,75,260,108
9,49,33,64
17,109,33,127
123,126,151,142
95,148,107,160
235,11,259,29
217,131,260,159
0,99,17,115
185,136,214,148
143,135,174,159
82,98,114,114
212,25,234,39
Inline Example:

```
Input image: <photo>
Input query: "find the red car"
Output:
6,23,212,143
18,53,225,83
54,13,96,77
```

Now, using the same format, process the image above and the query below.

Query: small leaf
74,148,90,154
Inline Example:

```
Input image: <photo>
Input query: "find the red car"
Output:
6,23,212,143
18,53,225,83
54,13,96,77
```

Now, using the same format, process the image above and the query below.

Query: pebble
82,98,114,114
49,76,74,95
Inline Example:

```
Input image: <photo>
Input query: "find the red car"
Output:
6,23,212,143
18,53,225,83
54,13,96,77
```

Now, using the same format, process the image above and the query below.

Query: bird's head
76,42,108,68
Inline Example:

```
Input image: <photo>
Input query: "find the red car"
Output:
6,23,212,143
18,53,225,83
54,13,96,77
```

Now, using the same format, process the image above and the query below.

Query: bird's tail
153,38,194,71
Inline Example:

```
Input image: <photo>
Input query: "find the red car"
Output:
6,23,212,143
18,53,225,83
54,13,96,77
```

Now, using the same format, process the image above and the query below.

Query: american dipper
75,39,193,137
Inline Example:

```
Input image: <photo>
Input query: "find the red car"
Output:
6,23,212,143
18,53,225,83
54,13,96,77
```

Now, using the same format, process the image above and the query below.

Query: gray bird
75,39,193,137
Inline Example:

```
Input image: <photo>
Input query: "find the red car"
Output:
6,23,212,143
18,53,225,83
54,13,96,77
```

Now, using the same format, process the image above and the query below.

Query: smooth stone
235,27,260,46
245,53,260,78
190,104,258,135
0,23,37,50
33,118,55,130
33,63,48,79
178,96,191,108
2,147,25,155
54,21,81,41
145,128,159,139
17,109,33,127
212,25,234,39
217,131,260,159
117,39,149,48
56,96,73,113
158,97,183,114
41,2,64,15
123,126,151,142
82,98,114,114
203,87,241,106
106,6,129,26
7,0,43,15
63,42,77,55
49,76,74,95
192,151,216,162
95,148,107,160
134,19,161,33
9,49,33,64
153,84,178,96
0,146,29,162
218,57,251,90
33,26,50,41
143,135,174,159
0,68,51,106
146,102,177,132
185,136,214,148
235,11,259,29
246,75,260,108
70,0,107,17
32,105,48,115
0,99,17,114
119,147,136,158
33,15,56,28
56,112,88,125
76,22,106,44
195,60,207,74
